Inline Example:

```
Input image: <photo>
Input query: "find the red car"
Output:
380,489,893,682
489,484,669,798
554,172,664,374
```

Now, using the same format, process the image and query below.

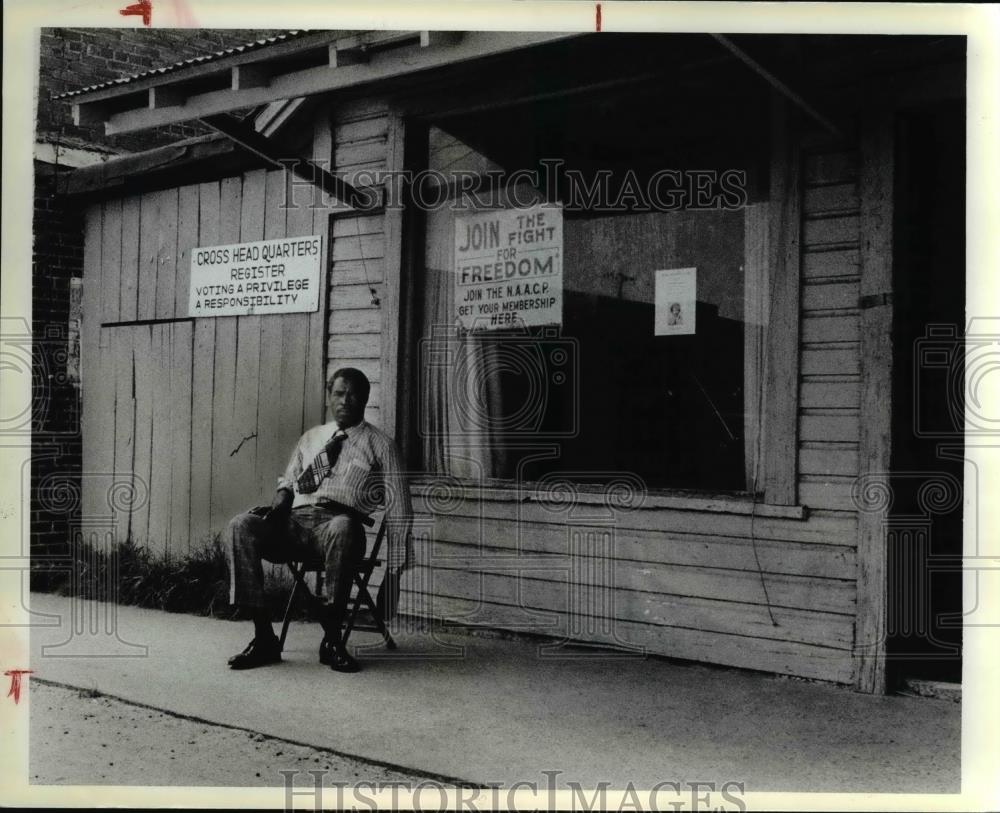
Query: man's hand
263,487,293,527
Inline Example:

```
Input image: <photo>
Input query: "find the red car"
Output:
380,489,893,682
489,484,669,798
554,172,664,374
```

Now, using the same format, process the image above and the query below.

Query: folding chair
277,512,397,652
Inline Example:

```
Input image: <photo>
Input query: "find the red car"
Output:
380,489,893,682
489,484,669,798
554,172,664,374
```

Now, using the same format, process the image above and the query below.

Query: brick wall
32,28,286,559
32,160,85,558
38,27,286,152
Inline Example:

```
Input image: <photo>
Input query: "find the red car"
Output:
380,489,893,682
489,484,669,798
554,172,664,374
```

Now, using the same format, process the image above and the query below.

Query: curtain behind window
421,186,547,481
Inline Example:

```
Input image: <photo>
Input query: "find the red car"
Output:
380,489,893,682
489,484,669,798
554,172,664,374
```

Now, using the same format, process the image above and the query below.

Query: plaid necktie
296,429,347,494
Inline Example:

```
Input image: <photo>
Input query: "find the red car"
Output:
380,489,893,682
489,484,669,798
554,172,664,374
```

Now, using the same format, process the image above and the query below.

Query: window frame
390,88,802,512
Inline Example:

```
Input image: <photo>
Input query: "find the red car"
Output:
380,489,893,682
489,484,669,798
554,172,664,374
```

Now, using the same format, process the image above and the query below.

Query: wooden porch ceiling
64,30,579,136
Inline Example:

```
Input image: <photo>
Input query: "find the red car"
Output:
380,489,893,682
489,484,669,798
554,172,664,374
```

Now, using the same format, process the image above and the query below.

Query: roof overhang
63,134,244,196
64,30,580,135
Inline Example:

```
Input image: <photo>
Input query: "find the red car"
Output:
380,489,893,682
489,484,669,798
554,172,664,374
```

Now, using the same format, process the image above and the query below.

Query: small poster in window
654,267,697,336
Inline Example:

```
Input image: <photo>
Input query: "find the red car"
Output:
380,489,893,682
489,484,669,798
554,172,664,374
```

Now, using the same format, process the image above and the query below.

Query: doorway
888,99,965,685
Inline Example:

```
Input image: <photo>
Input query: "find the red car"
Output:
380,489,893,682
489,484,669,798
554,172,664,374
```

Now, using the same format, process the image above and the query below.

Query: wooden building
61,31,966,693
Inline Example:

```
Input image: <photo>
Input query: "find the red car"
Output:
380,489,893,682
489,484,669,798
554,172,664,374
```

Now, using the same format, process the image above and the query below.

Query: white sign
188,235,323,318
454,204,563,330
655,267,697,335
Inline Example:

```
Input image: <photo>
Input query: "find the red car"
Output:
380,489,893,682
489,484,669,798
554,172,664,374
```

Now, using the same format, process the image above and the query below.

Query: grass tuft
30,536,307,622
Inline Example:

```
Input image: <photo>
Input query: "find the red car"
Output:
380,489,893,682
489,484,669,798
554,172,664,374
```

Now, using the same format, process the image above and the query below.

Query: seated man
223,367,412,673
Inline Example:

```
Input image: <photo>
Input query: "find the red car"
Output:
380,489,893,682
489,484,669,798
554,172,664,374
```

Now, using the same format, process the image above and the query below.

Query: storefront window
415,83,770,493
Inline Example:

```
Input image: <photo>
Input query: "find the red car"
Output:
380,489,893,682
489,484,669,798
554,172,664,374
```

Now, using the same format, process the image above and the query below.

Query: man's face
328,376,366,428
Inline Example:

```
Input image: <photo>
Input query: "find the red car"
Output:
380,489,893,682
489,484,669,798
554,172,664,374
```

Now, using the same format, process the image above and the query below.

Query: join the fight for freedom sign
188,235,323,318
454,204,563,330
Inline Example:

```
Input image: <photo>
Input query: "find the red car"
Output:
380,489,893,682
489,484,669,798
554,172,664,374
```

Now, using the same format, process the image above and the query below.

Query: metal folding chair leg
278,513,396,654
342,576,397,650
278,561,319,652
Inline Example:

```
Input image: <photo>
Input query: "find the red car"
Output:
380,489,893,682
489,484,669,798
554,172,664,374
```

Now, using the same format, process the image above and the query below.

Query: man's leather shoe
228,636,281,670
319,636,360,672
329,646,361,673
318,636,334,666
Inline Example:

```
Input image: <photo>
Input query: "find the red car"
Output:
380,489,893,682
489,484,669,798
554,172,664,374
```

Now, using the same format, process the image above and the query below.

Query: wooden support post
762,91,802,505
855,111,895,694
381,111,406,438
395,121,428,468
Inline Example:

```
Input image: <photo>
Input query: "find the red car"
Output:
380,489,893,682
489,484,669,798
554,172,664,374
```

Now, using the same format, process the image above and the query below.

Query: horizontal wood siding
82,170,330,553
394,131,865,685
325,103,389,426
80,103,867,686
417,509,856,575
799,141,862,517
402,496,857,683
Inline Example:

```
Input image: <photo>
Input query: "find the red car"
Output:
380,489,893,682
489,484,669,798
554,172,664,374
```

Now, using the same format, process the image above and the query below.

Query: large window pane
416,82,768,493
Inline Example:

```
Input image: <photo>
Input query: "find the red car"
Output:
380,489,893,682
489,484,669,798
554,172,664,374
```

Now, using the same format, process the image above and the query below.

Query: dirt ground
29,680,442,787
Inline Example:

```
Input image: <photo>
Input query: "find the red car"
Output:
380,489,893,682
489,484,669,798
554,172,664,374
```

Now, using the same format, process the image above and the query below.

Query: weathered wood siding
395,129,866,685
799,142,863,517
81,166,332,553
404,495,857,680
325,102,390,426
82,101,869,686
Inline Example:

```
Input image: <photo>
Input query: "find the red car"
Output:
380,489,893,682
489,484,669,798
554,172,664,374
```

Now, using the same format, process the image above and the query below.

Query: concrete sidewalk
26,592,959,792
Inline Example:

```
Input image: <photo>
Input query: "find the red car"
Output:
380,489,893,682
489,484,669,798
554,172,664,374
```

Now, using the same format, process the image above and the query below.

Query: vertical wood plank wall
81,167,332,554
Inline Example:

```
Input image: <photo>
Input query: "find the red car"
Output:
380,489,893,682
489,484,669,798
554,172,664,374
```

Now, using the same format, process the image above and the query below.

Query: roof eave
62,134,246,197
65,31,579,136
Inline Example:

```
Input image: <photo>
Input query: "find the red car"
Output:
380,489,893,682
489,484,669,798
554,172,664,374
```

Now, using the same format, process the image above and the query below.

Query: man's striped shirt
277,419,413,571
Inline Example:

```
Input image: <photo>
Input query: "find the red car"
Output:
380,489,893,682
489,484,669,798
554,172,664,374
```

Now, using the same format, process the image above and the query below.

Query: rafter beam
232,63,272,90
199,113,379,211
72,101,110,127
64,31,340,105
149,85,187,109
70,31,578,135
710,34,845,141
328,43,369,67
420,31,463,48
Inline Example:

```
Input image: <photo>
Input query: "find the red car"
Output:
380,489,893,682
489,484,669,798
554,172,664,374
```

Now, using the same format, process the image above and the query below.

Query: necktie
296,430,347,494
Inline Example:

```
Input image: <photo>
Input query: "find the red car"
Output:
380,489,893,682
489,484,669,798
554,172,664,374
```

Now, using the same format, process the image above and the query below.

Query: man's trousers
224,505,366,634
